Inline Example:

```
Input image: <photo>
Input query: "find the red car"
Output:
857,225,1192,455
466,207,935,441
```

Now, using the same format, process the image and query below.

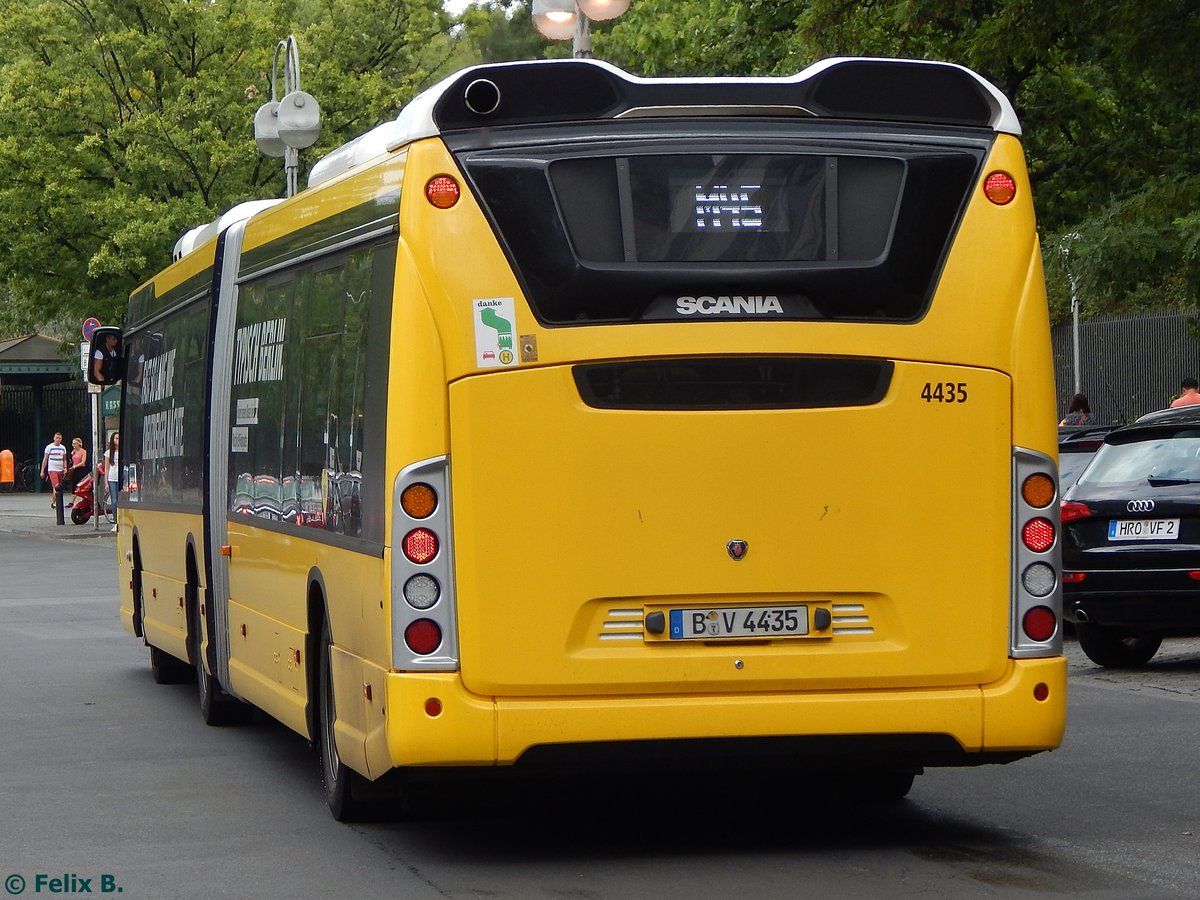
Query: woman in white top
104,432,120,531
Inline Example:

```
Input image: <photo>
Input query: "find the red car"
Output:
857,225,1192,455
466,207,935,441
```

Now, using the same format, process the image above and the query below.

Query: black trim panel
433,59,999,131
574,356,894,410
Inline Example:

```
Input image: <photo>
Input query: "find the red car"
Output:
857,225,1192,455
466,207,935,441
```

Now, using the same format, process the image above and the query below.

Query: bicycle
9,458,36,492
97,477,117,527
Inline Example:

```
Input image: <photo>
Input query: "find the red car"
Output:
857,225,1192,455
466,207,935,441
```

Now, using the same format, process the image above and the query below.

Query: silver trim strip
208,221,246,698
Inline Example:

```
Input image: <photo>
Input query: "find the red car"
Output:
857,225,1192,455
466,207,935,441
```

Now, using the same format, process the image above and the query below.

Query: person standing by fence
39,431,67,506
61,436,87,498
1170,378,1200,408
1060,393,1094,426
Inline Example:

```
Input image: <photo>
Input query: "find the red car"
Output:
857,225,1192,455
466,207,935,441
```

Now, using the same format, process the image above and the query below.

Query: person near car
1059,392,1094,426
1170,377,1200,408
61,437,87,498
39,431,67,506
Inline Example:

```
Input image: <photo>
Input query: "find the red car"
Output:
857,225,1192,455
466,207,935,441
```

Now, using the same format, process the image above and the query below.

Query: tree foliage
0,0,1196,335
0,0,449,335
598,0,1200,323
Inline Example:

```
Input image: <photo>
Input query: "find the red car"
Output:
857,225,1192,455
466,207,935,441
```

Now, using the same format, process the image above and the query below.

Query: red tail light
404,619,442,655
426,175,460,209
1060,501,1091,523
983,171,1016,205
1022,517,1055,553
1022,606,1057,642
1062,572,1087,584
403,528,439,564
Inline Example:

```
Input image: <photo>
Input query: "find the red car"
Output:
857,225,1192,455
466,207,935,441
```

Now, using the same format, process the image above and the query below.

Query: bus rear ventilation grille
574,357,893,411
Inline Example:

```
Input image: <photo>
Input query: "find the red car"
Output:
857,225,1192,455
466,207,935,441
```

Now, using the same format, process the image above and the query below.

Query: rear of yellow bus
380,59,1064,798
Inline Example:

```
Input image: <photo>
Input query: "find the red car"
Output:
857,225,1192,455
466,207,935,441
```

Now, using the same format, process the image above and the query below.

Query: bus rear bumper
382,656,1066,770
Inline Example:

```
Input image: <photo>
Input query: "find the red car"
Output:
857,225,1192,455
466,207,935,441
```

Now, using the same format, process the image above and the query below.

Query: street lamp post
1061,232,1082,395
253,35,322,198
532,0,630,59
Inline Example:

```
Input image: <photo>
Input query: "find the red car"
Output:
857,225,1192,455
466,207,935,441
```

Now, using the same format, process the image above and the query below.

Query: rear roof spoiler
309,57,1017,188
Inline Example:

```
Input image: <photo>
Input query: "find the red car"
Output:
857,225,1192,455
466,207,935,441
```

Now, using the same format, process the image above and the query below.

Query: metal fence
1052,311,1200,426
0,382,90,474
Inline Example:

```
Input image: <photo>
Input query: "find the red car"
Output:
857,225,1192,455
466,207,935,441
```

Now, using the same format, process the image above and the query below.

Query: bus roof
308,56,1020,188
170,57,1019,265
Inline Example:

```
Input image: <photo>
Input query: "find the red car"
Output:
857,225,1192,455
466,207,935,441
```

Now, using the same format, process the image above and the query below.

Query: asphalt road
2,530,1198,899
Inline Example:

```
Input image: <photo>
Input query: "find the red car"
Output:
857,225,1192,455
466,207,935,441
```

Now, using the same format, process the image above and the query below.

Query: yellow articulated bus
91,57,1065,820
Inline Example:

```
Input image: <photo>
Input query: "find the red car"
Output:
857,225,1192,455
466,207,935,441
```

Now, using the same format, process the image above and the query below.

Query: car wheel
1075,623,1162,668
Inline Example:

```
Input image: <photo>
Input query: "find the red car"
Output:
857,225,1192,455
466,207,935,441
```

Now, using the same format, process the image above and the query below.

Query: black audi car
1061,408,1200,667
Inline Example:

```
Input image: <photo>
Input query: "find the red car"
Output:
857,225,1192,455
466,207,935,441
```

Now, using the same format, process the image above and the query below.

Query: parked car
1061,408,1200,667
1135,405,1200,424
1058,424,1117,492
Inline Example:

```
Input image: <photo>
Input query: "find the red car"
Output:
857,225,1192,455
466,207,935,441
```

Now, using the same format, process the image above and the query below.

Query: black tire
849,770,917,803
872,770,917,801
1076,623,1162,668
149,645,193,684
317,618,379,821
194,636,245,726
70,504,90,525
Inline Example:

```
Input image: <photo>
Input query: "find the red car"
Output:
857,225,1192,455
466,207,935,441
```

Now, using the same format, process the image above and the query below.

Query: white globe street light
578,0,630,20
253,35,322,198
533,0,630,58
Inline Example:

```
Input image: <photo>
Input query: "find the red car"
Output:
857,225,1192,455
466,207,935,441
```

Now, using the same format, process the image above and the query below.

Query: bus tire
193,627,246,726
869,770,917,801
317,618,376,821
1075,624,1162,668
149,646,192,685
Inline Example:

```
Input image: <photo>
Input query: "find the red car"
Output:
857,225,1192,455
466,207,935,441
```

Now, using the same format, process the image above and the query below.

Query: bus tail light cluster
1011,451,1062,657
392,458,458,671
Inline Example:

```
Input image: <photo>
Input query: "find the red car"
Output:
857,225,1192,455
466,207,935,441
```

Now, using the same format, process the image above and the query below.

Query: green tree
0,0,449,335
453,1,549,65
602,0,1200,321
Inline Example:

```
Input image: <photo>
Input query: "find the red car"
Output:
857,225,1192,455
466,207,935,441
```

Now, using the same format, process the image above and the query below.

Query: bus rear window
557,154,900,264
454,123,985,326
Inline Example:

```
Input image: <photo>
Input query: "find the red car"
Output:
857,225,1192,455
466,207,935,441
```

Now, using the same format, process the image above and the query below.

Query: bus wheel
193,631,245,726
850,769,918,803
317,619,376,821
870,770,917,801
149,646,192,685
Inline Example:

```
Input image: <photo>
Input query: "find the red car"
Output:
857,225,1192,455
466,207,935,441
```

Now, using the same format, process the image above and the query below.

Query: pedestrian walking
39,431,67,506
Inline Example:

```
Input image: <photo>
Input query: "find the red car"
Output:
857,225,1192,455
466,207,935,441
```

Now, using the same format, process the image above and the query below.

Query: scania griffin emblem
726,540,748,560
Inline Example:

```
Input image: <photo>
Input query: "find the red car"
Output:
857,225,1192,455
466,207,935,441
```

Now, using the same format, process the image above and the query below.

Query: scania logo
727,540,748,560
676,295,783,316
1127,500,1156,513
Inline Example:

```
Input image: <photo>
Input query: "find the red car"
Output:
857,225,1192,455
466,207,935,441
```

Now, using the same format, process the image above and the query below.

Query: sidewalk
0,489,116,540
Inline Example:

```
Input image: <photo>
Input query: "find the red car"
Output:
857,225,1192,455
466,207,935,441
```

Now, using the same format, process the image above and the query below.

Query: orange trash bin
0,449,13,485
